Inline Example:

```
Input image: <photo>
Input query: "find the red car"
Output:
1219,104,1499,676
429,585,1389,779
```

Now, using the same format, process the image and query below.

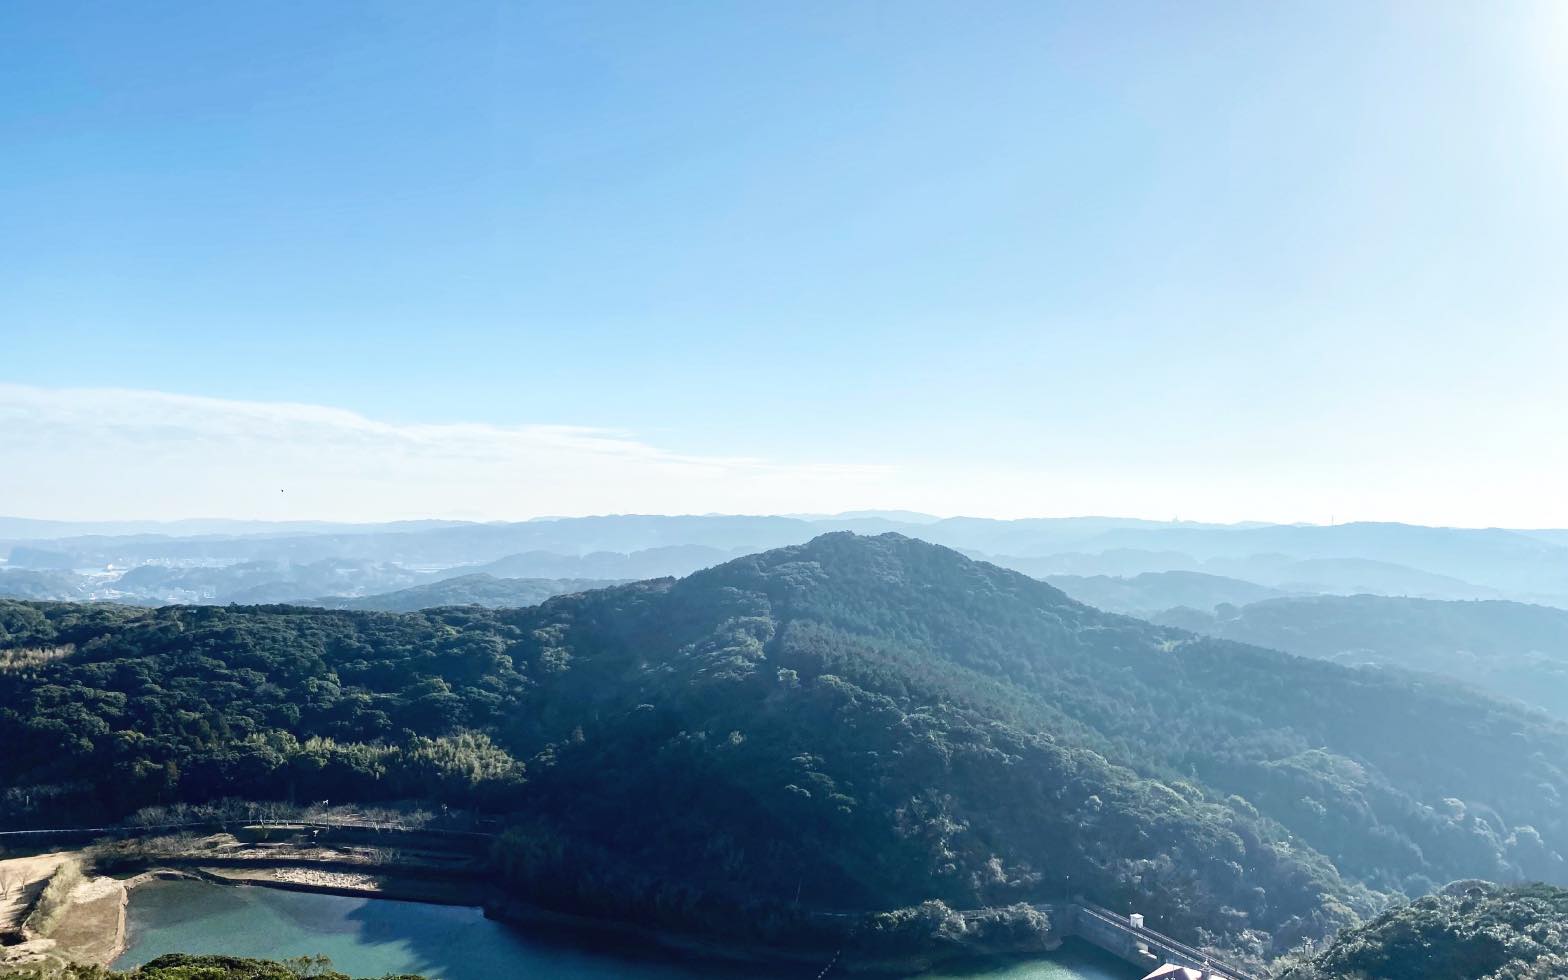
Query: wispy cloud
0,384,892,521
9,382,1562,527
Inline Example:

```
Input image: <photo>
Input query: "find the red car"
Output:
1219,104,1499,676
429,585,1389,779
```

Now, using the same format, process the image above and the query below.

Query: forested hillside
2,534,1566,960
1277,882,1568,980
1156,594,1568,719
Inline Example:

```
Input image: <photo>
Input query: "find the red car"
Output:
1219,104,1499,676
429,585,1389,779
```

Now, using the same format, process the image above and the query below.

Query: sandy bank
1,830,492,972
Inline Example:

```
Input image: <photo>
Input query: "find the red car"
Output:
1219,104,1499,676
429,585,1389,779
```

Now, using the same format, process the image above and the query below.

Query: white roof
1140,967,1203,980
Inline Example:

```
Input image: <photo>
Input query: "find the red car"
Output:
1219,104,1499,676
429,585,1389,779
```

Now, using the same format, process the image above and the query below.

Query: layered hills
2,533,1565,960
315,573,626,612
1157,594,1568,720
10,514,1568,608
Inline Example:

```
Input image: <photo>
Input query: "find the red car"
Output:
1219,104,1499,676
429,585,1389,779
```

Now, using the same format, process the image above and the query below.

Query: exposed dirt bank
0,851,70,935
0,829,491,972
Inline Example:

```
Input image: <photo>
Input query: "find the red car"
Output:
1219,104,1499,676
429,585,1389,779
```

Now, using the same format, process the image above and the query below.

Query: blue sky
4,2,1567,524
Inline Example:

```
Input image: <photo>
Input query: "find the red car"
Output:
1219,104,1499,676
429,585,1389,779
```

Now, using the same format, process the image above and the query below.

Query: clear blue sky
4,2,1567,524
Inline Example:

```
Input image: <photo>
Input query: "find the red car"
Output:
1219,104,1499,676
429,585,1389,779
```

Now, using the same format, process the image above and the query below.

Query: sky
4,2,1568,526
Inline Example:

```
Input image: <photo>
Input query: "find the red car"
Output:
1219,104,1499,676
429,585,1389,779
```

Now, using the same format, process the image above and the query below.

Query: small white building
1140,966,1231,980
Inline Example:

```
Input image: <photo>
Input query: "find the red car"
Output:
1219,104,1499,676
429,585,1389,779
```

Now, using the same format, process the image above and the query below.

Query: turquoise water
115,880,1138,980
915,950,1140,980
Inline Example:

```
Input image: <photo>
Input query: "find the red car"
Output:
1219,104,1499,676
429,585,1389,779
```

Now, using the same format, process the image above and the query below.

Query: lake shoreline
5,832,1116,978
109,869,1017,976
113,876,1139,980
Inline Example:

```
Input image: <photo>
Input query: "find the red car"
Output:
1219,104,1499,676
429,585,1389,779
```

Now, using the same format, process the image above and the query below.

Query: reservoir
114,880,1140,980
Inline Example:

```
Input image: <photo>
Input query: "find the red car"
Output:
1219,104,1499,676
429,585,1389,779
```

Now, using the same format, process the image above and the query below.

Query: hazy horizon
3,379,1568,527
0,503,1561,535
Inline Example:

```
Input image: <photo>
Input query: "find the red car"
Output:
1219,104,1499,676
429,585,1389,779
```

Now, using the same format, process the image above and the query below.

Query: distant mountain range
316,573,626,612
1044,570,1290,616
6,512,1568,609
1155,593,1568,721
0,516,475,541
470,544,742,580
0,548,731,607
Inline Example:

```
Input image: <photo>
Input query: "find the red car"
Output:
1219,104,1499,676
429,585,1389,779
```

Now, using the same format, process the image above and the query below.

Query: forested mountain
317,574,624,611
1155,594,1568,720
1277,882,1568,980
2,534,1566,961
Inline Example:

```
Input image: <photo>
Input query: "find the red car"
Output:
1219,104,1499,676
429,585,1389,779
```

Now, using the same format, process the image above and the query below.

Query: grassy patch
0,644,75,672
23,857,83,936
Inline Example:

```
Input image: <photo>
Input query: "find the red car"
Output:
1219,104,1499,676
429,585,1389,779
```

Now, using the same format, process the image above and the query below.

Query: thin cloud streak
0,385,893,522
6,384,1566,528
